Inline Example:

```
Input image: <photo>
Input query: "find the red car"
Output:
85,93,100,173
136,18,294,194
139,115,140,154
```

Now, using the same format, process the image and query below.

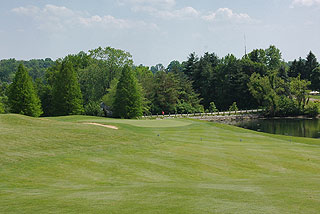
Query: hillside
0,114,320,213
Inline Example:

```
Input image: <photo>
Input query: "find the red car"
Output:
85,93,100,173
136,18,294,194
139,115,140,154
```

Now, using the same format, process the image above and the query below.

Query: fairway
50,115,193,128
1,114,320,213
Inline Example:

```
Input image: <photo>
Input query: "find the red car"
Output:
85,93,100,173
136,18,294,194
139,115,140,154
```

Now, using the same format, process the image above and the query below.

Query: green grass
1,114,320,213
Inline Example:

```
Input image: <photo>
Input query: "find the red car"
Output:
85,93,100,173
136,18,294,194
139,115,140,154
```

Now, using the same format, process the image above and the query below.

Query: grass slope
1,114,320,213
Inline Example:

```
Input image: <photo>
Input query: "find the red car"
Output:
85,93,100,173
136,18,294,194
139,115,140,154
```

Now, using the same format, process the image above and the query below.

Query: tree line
0,45,319,118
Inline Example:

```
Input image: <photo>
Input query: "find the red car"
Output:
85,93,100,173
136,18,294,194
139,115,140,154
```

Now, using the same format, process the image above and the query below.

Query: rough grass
0,114,320,213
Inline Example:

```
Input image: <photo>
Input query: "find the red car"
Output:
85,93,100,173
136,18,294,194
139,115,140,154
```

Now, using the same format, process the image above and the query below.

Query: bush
84,101,104,116
276,96,300,117
229,102,238,112
0,101,4,114
0,95,8,114
175,100,204,114
209,102,218,112
176,101,194,114
304,102,320,117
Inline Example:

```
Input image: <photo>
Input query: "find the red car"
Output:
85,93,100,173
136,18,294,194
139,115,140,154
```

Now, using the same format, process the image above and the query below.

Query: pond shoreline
201,114,319,120
198,114,320,126
229,116,320,138
198,114,262,124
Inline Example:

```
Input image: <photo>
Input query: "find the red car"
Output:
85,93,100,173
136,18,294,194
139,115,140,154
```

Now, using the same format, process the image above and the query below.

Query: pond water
235,118,320,138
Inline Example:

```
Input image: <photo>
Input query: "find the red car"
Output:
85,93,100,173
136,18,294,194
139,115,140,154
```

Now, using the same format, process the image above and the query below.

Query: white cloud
202,8,254,24
163,6,199,19
120,0,198,20
133,5,199,20
12,4,157,32
118,0,176,9
79,15,158,30
291,0,320,7
12,6,40,16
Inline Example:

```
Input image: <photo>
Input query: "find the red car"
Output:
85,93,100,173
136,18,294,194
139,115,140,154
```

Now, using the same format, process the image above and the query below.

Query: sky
0,0,319,66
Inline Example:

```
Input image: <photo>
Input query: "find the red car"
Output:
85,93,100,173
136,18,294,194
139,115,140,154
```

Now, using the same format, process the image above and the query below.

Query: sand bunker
83,123,118,130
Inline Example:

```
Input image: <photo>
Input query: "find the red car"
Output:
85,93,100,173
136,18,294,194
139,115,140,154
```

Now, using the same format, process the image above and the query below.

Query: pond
235,118,320,138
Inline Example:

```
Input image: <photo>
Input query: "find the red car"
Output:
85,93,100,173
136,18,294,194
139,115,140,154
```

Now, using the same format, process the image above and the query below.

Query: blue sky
0,0,319,66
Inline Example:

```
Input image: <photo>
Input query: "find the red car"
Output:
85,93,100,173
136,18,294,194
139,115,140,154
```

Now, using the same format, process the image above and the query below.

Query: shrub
84,101,103,116
0,101,4,114
229,102,238,112
209,102,218,112
176,100,193,114
304,102,320,117
276,96,300,117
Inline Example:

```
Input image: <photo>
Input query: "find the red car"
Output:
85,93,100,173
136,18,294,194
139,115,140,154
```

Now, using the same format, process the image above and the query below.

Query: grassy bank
0,114,320,213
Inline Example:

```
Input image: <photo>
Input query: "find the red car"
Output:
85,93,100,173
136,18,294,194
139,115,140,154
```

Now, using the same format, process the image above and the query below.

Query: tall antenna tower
244,34,247,56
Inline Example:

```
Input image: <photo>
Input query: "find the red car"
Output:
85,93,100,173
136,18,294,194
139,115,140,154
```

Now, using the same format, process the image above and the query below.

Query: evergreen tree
305,51,318,80
153,71,179,114
193,52,219,108
289,57,305,78
113,65,143,118
183,53,198,80
176,74,203,113
52,60,84,116
278,65,289,82
7,64,42,117
310,67,320,91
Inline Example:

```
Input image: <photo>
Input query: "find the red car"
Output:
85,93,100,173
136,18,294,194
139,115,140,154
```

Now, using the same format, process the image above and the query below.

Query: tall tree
265,45,282,70
248,72,280,116
183,53,199,80
0,59,18,83
88,46,133,90
150,64,165,74
290,75,310,110
7,64,42,117
153,71,179,114
310,67,320,91
134,65,155,114
52,60,84,116
305,51,318,80
113,65,143,118
289,58,305,78
167,60,183,74
248,49,267,65
194,52,219,108
176,74,203,113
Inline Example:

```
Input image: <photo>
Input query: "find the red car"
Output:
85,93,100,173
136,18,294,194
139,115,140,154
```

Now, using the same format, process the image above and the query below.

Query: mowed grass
0,114,320,213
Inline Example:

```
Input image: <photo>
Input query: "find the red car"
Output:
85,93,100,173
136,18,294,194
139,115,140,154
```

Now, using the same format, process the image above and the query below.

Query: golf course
1,114,320,213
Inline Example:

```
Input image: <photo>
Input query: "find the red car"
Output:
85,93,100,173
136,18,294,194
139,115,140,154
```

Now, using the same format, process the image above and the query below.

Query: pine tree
8,64,42,117
113,65,142,118
52,60,84,116
305,51,318,80
310,67,320,91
